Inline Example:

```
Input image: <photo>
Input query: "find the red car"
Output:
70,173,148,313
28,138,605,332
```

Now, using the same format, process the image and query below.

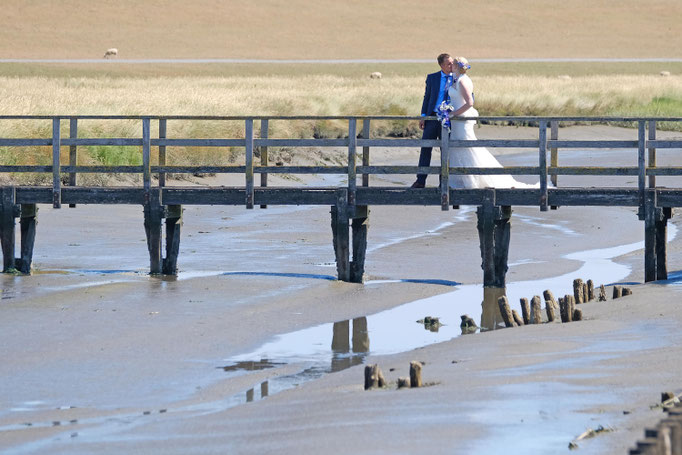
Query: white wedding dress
447,75,536,189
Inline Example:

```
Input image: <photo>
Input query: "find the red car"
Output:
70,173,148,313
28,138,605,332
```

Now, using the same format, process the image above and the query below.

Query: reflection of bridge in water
2,115,682,326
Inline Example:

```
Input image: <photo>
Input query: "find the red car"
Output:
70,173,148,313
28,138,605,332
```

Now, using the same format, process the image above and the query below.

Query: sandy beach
1,125,682,454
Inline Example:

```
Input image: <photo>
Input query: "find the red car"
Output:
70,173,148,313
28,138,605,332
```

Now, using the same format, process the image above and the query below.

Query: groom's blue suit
415,71,451,186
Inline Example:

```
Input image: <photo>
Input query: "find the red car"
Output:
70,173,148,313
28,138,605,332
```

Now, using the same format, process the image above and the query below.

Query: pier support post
644,190,670,282
144,188,163,274
162,205,183,275
17,204,37,274
0,187,17,272
331,189,350,281
477,190,512,330
331,190,369,283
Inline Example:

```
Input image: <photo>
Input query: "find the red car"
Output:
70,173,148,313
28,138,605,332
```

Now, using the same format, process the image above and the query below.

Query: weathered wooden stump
512,309,524,326
543,290,558,322
573,308,583,321
497,296,514,328
582,282,589,303
560,295,575,322
573,279,584,304
397,377,410,389
623,287,633,296
598,284,607,301
364,364,386,390
530,295,543,324
587,280,595,301
460,314,478,334
409,361,423,388
613,285,623,299
520,298,530,325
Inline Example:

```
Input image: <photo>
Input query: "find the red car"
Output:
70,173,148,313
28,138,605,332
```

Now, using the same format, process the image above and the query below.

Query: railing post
440,124,449,211
245,118,254,209
347,118,357,208
648,120,656,188
362,118,370,187
550,120,558,187
68,118,78,208
158,118,167,188
259,118,269,209
638,120,646,220
52,117,61,208
142,117,151,205
538,120,548,211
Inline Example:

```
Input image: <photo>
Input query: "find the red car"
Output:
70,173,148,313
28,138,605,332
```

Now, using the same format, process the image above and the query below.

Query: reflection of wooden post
410,361,422,388
261,381,269,398
352,317,369,353
332,320,350,353
246,388,254,402
481,287,506,331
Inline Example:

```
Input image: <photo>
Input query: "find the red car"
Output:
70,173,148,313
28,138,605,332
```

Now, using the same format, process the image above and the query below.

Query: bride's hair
454,57,471,73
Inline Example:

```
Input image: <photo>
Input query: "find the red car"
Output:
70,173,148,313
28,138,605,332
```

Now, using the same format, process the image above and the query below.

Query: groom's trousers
415,119,442,186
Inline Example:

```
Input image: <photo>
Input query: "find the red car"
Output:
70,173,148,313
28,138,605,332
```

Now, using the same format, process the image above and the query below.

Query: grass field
1,0,681,179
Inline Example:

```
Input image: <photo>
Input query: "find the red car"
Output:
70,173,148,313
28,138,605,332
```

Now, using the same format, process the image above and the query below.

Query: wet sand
1,125,682,454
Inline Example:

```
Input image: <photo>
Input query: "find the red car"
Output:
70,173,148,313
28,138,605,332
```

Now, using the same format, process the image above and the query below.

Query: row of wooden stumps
364,361,425,390
629,398,682,454
0,187,37,274
496,278,634,328
331,189,369,283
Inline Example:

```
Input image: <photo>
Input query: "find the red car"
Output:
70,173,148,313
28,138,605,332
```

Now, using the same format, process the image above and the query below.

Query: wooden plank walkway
1,115,681,285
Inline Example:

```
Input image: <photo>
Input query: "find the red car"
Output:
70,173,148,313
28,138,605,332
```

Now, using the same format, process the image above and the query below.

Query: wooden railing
1,115,681,212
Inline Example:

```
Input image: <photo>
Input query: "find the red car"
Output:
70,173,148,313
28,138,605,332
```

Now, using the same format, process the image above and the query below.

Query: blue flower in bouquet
436,101,454,129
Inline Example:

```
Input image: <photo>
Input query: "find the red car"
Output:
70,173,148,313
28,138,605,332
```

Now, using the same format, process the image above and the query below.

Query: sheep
660,71,671,77
369,72,382,79
103,48,118,59
557,74,571,80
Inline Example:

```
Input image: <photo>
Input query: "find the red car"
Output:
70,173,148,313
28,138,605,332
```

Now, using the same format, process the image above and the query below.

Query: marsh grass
0,73,680,181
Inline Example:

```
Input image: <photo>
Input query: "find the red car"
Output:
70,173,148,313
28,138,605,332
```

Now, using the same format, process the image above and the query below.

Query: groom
411,53,455,188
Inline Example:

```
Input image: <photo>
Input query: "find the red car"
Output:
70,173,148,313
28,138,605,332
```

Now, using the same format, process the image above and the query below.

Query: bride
446,57,536,189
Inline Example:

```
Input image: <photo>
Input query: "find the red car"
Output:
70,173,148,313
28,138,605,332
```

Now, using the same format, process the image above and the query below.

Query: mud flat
1,125,682,454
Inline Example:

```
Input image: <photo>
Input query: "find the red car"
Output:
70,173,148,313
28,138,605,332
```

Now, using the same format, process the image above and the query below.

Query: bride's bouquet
436,101,454,129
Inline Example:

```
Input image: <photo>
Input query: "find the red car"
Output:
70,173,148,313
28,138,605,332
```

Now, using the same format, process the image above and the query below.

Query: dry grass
1,73,680,184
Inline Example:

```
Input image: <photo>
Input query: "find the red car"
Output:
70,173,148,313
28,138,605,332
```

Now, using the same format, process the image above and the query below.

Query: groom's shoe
410,181,425,188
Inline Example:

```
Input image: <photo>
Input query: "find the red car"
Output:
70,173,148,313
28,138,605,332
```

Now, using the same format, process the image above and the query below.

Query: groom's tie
444,73,453,104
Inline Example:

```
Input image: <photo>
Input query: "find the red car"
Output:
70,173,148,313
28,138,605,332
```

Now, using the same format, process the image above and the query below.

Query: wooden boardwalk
1,115,681,286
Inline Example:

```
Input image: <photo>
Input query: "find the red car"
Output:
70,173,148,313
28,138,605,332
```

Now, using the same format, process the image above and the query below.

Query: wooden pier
1,115,681,287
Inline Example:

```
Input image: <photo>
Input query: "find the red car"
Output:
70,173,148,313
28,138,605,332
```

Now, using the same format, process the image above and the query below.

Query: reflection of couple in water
412,53,539,190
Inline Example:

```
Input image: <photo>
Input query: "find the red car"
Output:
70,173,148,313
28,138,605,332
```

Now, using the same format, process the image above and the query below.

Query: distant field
1,0,680,60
